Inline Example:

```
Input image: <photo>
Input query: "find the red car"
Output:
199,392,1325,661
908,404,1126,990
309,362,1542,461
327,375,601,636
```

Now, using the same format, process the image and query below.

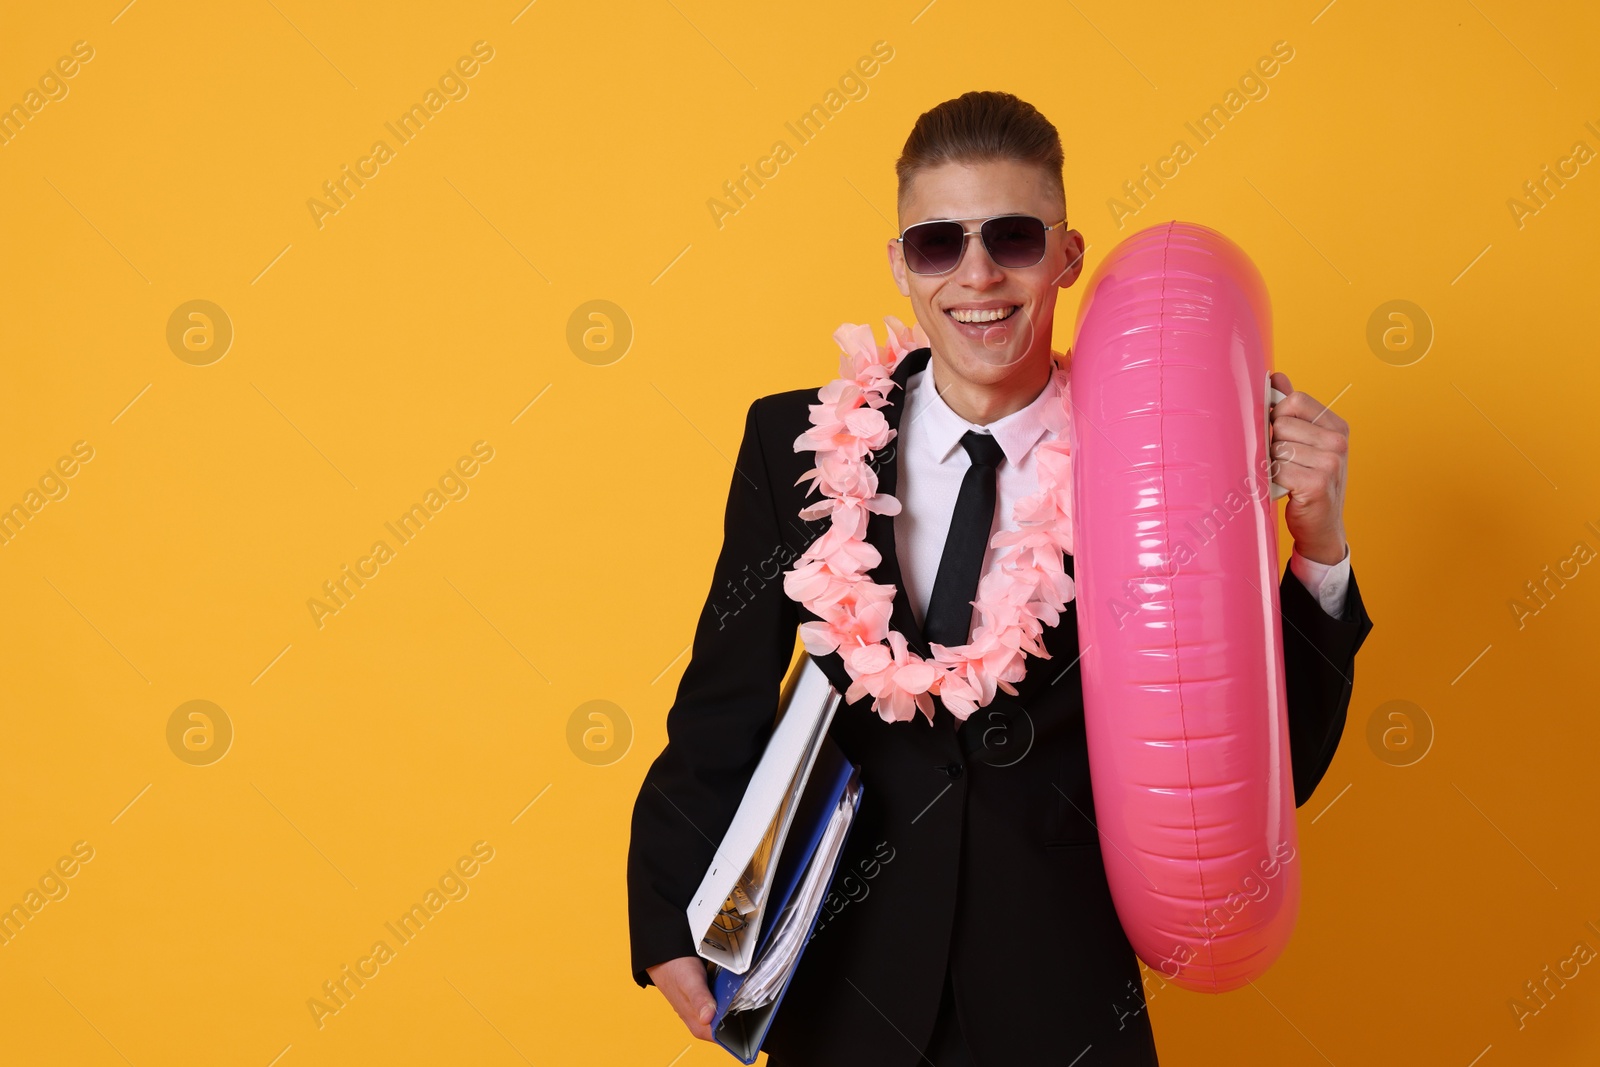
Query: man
628,90,1372,1066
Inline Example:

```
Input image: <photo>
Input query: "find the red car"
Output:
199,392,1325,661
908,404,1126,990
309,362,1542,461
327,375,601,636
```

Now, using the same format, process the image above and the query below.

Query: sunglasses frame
895,213,1070,275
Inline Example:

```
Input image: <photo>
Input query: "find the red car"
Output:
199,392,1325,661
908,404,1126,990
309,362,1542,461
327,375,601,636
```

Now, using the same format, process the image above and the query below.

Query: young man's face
888,159,1086,387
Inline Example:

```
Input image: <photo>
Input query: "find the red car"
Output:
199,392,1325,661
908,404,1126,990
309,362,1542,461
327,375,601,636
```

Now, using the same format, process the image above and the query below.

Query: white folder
687,650,843,975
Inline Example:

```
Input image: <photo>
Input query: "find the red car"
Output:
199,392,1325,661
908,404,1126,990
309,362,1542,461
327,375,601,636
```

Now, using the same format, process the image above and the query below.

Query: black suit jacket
627,347,1374,1066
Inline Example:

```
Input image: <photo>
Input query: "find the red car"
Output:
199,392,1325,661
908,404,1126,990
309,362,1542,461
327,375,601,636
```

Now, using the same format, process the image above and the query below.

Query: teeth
948,306,1018,324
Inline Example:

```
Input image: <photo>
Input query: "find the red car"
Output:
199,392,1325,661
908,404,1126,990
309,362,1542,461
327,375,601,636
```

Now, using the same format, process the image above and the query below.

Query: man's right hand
646,955,718,1042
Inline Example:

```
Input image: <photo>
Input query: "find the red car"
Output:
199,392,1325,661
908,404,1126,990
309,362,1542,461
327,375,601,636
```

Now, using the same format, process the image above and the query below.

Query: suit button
943,762,964,780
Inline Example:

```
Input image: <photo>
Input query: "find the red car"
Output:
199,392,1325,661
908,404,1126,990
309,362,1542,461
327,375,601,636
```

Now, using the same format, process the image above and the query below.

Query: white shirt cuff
1289,543,1351,619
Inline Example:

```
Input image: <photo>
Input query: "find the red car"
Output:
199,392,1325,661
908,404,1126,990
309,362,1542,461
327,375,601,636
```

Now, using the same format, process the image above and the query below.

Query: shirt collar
910,359,1061,467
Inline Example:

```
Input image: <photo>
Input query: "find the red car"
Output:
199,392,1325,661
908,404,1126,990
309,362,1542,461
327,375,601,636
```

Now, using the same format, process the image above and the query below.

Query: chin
937,333,1035,378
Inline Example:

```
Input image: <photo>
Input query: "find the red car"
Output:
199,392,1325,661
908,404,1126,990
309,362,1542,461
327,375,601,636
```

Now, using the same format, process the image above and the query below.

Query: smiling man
628,91,1373,1066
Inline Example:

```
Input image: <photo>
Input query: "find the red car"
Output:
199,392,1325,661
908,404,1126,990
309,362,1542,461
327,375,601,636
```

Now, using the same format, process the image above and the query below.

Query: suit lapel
865,347,935,660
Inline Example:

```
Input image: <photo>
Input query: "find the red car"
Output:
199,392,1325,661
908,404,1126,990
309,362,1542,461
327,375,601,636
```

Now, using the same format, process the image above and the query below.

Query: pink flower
797,387,871,457
844,631,938,724
800,592,894,656
931,625,1027,716
807,568,895,621
798,507,874,564
883,315,930,360
833,323,883,377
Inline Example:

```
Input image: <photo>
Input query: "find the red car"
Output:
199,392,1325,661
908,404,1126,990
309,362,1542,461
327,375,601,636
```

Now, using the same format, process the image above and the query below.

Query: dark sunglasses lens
903,221,966,274
981,215,1048,267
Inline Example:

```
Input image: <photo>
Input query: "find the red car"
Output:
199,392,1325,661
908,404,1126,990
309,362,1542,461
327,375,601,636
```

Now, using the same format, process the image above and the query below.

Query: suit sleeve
1281,562,1374,808
626,396,801,989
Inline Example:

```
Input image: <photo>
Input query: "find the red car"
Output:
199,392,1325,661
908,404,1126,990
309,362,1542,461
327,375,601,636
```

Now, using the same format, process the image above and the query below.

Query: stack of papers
685,652,865,1064
725,776,861,1011
688,654,842,973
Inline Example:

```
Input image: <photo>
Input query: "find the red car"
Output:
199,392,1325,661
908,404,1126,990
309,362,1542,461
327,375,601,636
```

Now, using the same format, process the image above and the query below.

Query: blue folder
707,734,863,1063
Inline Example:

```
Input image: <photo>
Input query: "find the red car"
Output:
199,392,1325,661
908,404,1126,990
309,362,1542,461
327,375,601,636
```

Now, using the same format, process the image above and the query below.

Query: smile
946,305,1020,324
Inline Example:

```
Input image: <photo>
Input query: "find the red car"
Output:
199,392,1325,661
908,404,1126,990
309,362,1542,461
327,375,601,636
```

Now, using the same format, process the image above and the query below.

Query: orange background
1,0,1597,1064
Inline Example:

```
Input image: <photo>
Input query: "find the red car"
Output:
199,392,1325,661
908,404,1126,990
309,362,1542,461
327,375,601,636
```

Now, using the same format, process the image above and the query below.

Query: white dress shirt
892,360,1352,640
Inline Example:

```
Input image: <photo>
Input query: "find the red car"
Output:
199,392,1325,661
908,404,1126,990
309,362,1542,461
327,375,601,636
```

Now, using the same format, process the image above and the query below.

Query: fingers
686,1007,715,1043
673,982,716,1041
652,956,719,1042
690,992,716,1041
1271,389,1348,433
674,992,716,1042
1269,414,1348,455
1268,454,1324,491
1268,372,1349,433
1269,438,1343,475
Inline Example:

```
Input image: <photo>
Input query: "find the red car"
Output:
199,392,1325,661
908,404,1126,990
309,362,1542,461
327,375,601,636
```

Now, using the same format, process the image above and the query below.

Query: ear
1056,228,1087,290
887,238,911,297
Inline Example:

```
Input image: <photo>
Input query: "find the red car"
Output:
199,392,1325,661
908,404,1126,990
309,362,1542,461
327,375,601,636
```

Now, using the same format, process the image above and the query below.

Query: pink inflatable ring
1068,221,1297,993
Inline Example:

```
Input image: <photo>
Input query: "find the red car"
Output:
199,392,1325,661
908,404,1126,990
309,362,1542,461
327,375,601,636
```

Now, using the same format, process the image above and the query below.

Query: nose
951,230,1006,288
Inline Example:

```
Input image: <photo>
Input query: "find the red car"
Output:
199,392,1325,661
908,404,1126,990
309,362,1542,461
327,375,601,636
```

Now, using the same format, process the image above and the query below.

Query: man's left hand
1268,371,1348,565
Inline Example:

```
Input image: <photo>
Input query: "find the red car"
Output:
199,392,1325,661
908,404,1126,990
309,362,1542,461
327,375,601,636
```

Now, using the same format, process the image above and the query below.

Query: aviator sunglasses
896,213,1068,275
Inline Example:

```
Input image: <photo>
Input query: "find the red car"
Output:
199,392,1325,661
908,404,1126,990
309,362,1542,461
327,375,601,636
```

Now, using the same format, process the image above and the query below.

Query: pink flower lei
781,316,1077,726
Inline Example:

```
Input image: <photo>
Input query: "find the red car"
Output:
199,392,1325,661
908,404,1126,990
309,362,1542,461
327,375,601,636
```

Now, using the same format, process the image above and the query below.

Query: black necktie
922,430,1006,649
